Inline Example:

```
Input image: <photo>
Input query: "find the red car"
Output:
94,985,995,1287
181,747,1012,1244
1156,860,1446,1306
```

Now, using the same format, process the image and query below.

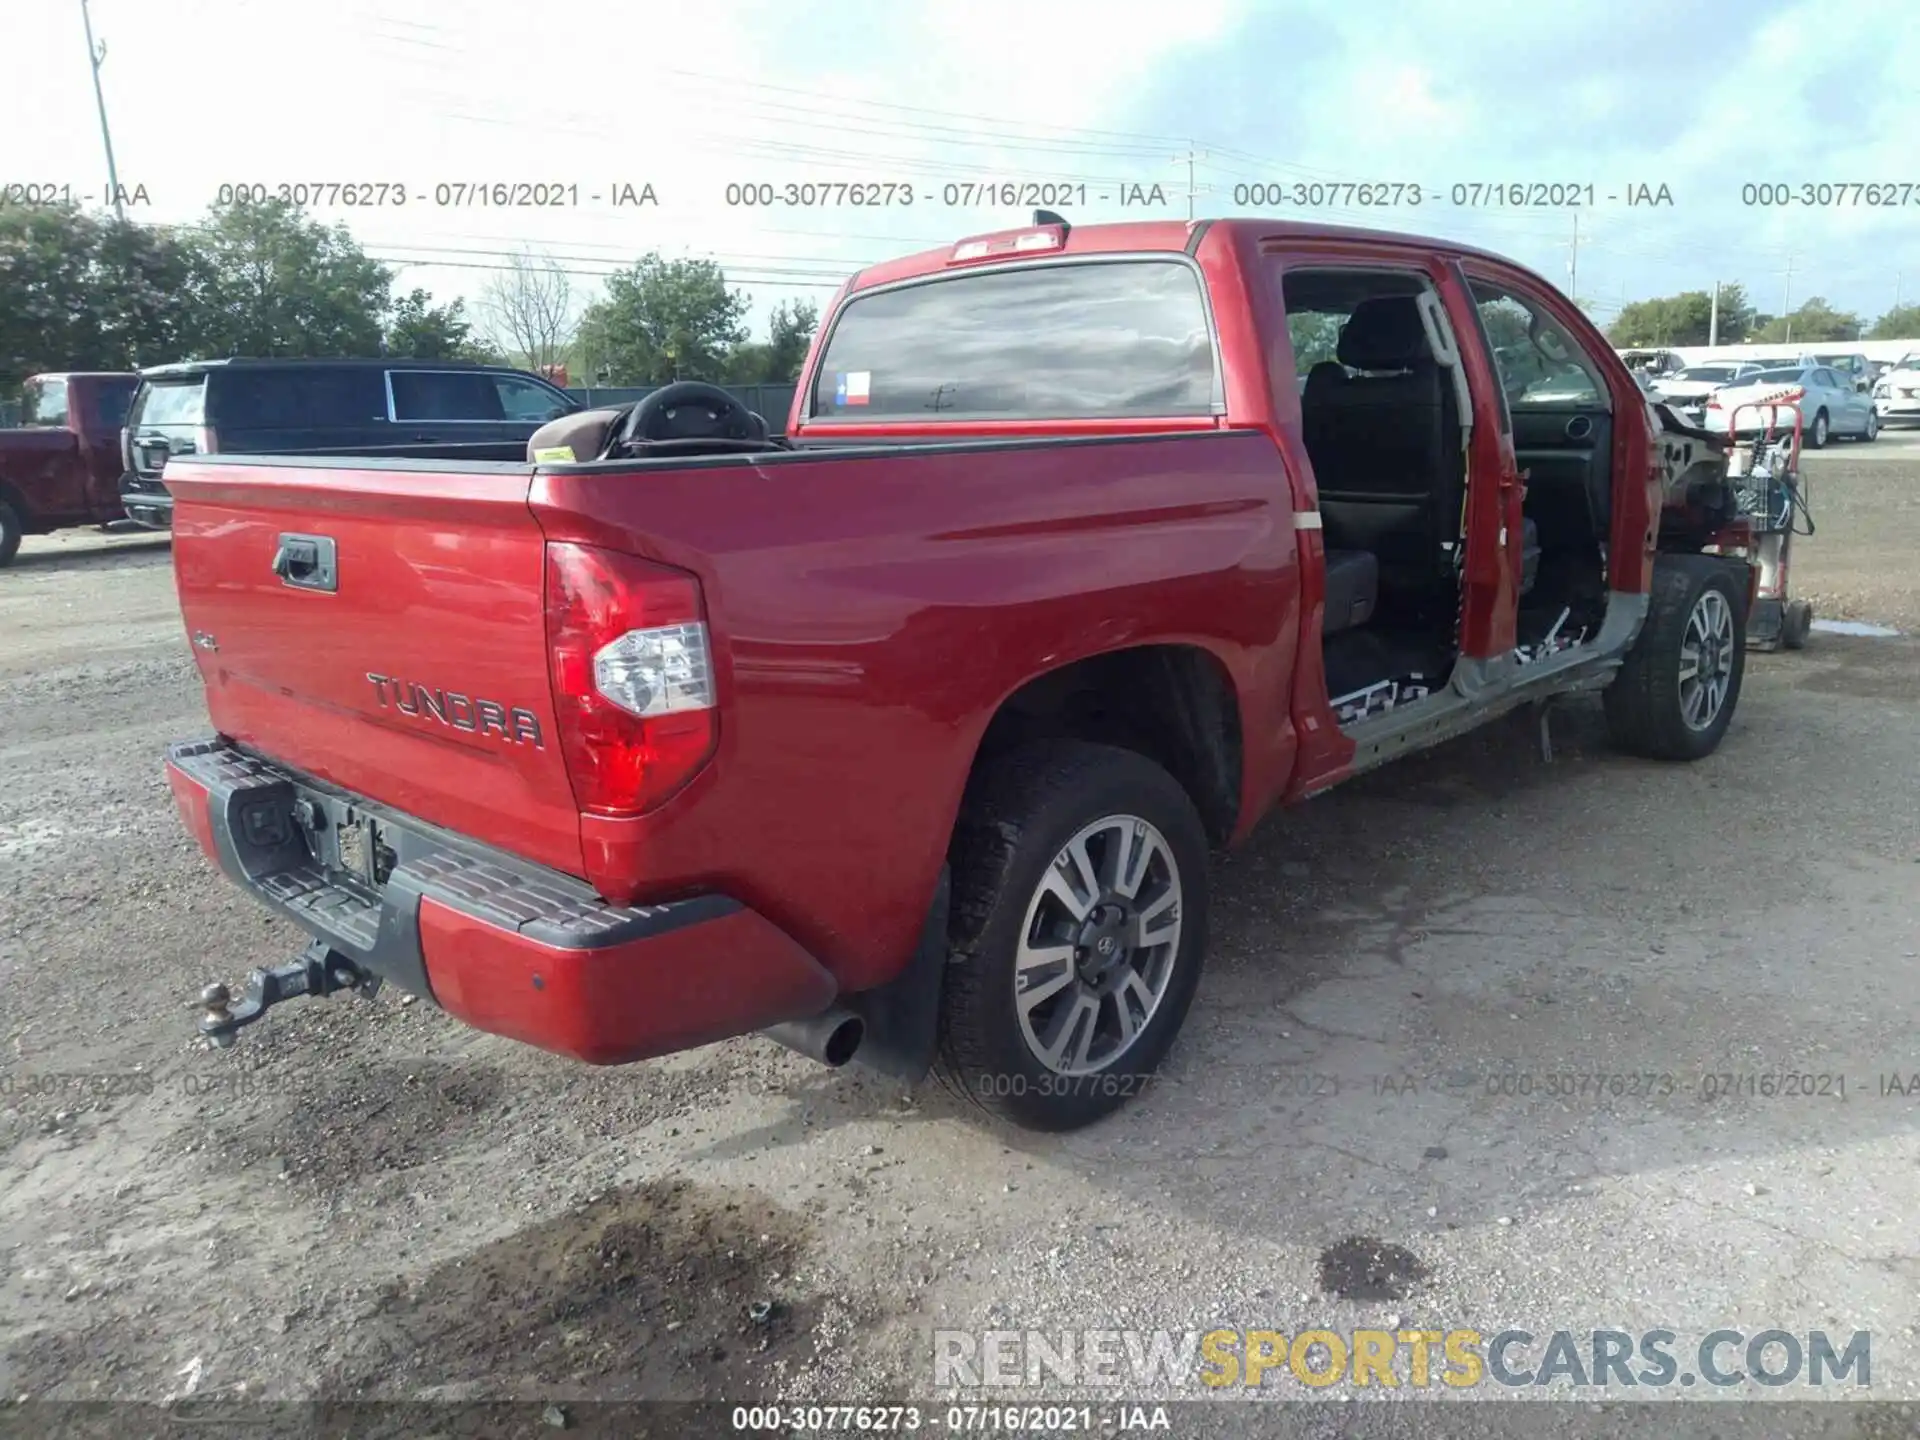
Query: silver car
1702,363,1879,446
1652,362,1765,420
1810,352,1875,392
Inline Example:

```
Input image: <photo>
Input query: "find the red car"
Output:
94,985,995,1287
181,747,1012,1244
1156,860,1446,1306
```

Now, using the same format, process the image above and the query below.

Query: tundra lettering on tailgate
365,673,545,747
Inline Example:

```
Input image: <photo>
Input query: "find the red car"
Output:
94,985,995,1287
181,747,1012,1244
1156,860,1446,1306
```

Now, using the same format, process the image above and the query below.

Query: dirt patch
325,1178,817,1401
1316,1237,1428,1301
202,1058,506,1187
1777,637,1920,703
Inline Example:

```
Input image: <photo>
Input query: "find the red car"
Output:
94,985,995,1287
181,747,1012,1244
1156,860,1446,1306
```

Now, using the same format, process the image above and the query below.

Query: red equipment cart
1724,394,1815,651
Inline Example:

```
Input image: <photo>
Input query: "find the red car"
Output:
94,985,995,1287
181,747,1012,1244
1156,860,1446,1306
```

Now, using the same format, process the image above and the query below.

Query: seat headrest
1337,297,1432,370
527,406,626,463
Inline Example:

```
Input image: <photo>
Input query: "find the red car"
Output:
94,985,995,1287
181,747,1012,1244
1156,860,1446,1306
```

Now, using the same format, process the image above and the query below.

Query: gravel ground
3,448,1919,1439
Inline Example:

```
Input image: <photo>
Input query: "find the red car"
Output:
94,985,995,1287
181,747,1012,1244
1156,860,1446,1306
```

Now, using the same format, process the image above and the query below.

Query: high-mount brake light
948,226,1065,264
544,542,717,817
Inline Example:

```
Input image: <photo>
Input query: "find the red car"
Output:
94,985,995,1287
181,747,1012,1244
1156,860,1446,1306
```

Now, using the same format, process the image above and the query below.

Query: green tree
1867,304,1920,340
188,197,392,358
723,299,819,383
1751,296,1860,345
384,288,497,361
1285,312,1343,370
0,203,208,390
1607,286,1755,347
575,253,750,385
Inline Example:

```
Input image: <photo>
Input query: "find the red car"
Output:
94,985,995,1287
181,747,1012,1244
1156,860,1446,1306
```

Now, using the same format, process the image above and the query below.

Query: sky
5,0,1916,346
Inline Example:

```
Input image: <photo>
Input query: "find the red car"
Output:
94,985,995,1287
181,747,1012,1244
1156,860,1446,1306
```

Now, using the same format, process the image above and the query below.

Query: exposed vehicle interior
1467,279,1616,661
1285,269,1613,725
1285,270,1479,721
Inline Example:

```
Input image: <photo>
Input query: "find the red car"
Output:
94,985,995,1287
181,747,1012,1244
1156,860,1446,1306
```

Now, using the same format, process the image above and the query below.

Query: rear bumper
119,472,173,529
164,738,839,1064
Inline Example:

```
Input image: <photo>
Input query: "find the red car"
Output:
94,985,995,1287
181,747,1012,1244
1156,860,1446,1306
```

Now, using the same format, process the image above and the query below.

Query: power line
358,238,874,271
366,254,846,288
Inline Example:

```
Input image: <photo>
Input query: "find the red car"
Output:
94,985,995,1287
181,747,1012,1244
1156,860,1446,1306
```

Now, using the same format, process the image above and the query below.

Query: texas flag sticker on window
834,370,871,406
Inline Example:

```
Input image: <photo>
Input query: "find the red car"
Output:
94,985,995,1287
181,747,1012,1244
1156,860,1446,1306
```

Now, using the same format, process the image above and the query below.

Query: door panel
1509,409,1614,553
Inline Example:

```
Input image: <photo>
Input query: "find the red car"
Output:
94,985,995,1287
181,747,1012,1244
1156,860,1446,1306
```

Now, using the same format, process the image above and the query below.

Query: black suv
119,358,580,529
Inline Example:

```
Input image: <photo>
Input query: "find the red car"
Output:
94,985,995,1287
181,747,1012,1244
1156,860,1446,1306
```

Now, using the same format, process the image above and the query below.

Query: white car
1652,362,1766,418
1871,352,1920,428
1701,363,1879,447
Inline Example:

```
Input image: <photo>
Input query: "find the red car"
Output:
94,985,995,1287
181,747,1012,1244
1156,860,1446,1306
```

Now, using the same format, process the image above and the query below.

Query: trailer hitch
198,940,381,1048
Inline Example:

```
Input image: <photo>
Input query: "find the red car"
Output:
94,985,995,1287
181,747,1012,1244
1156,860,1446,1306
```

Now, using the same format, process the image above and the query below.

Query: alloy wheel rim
1013,814,1183,1075
1678,589,1736,731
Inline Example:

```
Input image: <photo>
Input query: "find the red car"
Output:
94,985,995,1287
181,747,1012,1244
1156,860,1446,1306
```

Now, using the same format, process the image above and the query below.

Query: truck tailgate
166,458,585,878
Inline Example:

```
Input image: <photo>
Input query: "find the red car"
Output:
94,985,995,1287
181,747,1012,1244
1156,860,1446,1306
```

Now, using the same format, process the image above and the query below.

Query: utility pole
1171,144,1212,222
1708,280,1719,348
1567,211,1579,302
1781,253,1796,344
80,0,125,223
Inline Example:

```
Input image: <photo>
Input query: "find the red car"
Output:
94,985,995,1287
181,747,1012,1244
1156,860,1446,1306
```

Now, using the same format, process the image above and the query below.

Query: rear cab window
92,380,135,431
131,376,208,428
20,377,69,427
807,258,1219,422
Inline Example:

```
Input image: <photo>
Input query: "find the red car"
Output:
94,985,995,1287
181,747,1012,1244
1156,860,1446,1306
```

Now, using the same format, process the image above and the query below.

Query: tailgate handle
272,534,338,593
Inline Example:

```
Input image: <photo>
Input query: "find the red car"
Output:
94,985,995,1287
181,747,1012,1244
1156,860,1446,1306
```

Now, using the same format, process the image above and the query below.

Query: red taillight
544,542,717,817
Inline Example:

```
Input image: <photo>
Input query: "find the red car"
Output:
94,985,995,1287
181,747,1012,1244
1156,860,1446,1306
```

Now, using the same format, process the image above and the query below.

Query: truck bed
163,432,1299,995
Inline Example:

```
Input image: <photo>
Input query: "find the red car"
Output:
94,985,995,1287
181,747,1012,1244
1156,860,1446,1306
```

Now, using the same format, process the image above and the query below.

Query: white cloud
4,0,1914,339
0,0,1249,336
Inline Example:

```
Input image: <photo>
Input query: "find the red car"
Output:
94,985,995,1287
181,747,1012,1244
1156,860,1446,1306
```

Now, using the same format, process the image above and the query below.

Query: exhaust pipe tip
764,1007,865,1068
818,1013,864,1067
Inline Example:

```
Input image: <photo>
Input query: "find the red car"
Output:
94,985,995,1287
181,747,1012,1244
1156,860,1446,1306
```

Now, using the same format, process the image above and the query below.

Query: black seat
1322,548,1379,634
1520,516,1541,596
1300,296,1464,591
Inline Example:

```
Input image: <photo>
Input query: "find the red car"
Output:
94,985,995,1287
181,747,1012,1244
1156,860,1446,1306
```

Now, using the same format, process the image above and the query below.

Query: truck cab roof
844,216,1538,296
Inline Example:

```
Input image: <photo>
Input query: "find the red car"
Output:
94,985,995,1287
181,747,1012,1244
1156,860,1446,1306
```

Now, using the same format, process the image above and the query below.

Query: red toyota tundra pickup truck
164,217,1750,1131
0,371,140,563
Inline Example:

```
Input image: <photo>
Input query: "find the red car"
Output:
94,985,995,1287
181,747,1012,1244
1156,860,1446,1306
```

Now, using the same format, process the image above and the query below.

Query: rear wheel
0,498,22,567
1604,555,1747,761
936,741,1209,1132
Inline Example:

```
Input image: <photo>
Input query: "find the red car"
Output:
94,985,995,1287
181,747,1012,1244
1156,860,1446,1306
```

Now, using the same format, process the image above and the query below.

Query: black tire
935,740,1210,1132
1861,411,1879,443
1807,409,1829,448
1781,598,1813,650
0,498,22,567
1604,555,1748,761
